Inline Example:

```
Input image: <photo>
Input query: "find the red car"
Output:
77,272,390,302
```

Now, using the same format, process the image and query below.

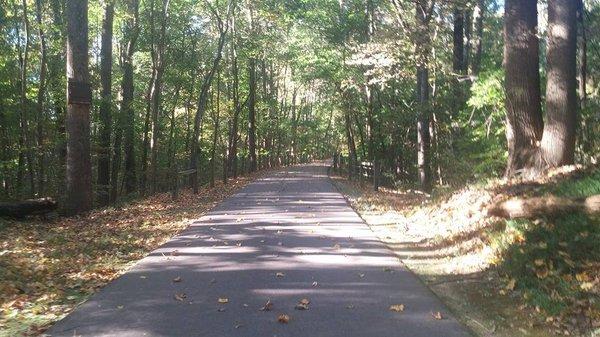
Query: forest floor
331,166,600,337
0,170,270,337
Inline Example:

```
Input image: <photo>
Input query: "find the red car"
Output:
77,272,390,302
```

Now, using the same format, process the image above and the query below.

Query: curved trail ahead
47,163,471,337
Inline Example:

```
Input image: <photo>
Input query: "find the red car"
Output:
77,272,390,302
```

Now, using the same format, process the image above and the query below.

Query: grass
0,172,263,337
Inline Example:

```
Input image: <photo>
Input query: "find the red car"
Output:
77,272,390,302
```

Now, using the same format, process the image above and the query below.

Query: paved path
47,163,471,337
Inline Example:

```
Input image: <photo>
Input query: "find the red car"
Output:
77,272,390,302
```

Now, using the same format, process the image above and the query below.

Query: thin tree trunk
248,57,258,172
34,0,48,196
190,5,230,193
472,0,485,75
97,1,114,206
210,70,221,187
452,8,464,74
416,0,432,192
65,0,92,215
122,0,140,195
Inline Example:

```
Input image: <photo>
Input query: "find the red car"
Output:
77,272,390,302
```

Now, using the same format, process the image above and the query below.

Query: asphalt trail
46,163,471,337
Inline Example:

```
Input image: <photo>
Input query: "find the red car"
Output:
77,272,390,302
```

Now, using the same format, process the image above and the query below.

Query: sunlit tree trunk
472,0,485,75
415,0,432,192
503,0,543,176
540,0,578,167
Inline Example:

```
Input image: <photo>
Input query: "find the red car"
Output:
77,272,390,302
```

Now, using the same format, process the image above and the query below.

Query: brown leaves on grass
0,173,261,335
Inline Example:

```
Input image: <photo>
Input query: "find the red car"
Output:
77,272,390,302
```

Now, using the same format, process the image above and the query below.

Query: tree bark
472,0,485,75
190,3,230,193
503,0,543,176
65,0,92,215
248,57,258,172
488,195,600,219
97,1,114,206
452,8,464,74
34,0,48,196
540,0,578,167
121,0,140,195
415,0,432,193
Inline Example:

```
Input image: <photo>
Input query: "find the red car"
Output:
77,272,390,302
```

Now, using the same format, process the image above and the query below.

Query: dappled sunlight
45,164,469,337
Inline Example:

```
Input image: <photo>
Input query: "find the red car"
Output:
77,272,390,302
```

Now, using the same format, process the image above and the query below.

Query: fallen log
487,195,600,219
0,198,58,218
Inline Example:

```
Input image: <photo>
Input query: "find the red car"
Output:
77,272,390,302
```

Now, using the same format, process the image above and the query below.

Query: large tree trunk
577,0,587,108
0,198,58,218
503,0,543,176
65,0,92,215
248,58,258,172
97,1,114,206
540,0,578,167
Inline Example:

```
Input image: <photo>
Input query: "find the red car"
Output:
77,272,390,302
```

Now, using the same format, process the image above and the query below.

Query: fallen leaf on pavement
174,293,187,301
295,298,310,310
276,272,285,278
312,281,318,287
389,304,404,312
218,298,229,304
260,299,273,311
277,314,290,323
431,311,444,320
172,276,182,283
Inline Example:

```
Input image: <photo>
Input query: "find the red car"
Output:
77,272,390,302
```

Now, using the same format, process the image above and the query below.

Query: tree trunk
452,8,464,73
472,0,485,75
210,70,221,188
34,0,48,196
97,1,114,206
65,0,92,215
577,0,587,108
190,13,229,193
248,58,258,172
415,0,432,193
122,0,140,195
540,0,578,167
503,0,543,176
17,0,35,198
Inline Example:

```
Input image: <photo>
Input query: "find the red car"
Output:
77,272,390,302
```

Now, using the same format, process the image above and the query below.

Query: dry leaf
389,304,405,312
358,273,365,278
260,299,273,311
277,314,290,323
431,311,443,320
218,297,229,304
172,276,182,283
312,281,318,287
276,272,285,278
295,298,310,310
174,293,187,301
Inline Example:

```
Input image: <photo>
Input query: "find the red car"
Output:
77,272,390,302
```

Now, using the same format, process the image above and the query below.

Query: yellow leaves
506,279,516,291
277,313,290,323
535,267,549,279
389,304,404,312
576,272,590,282
218,297,229,304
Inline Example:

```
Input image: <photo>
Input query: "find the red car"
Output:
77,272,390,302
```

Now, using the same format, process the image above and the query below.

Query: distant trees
0,0,596,213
